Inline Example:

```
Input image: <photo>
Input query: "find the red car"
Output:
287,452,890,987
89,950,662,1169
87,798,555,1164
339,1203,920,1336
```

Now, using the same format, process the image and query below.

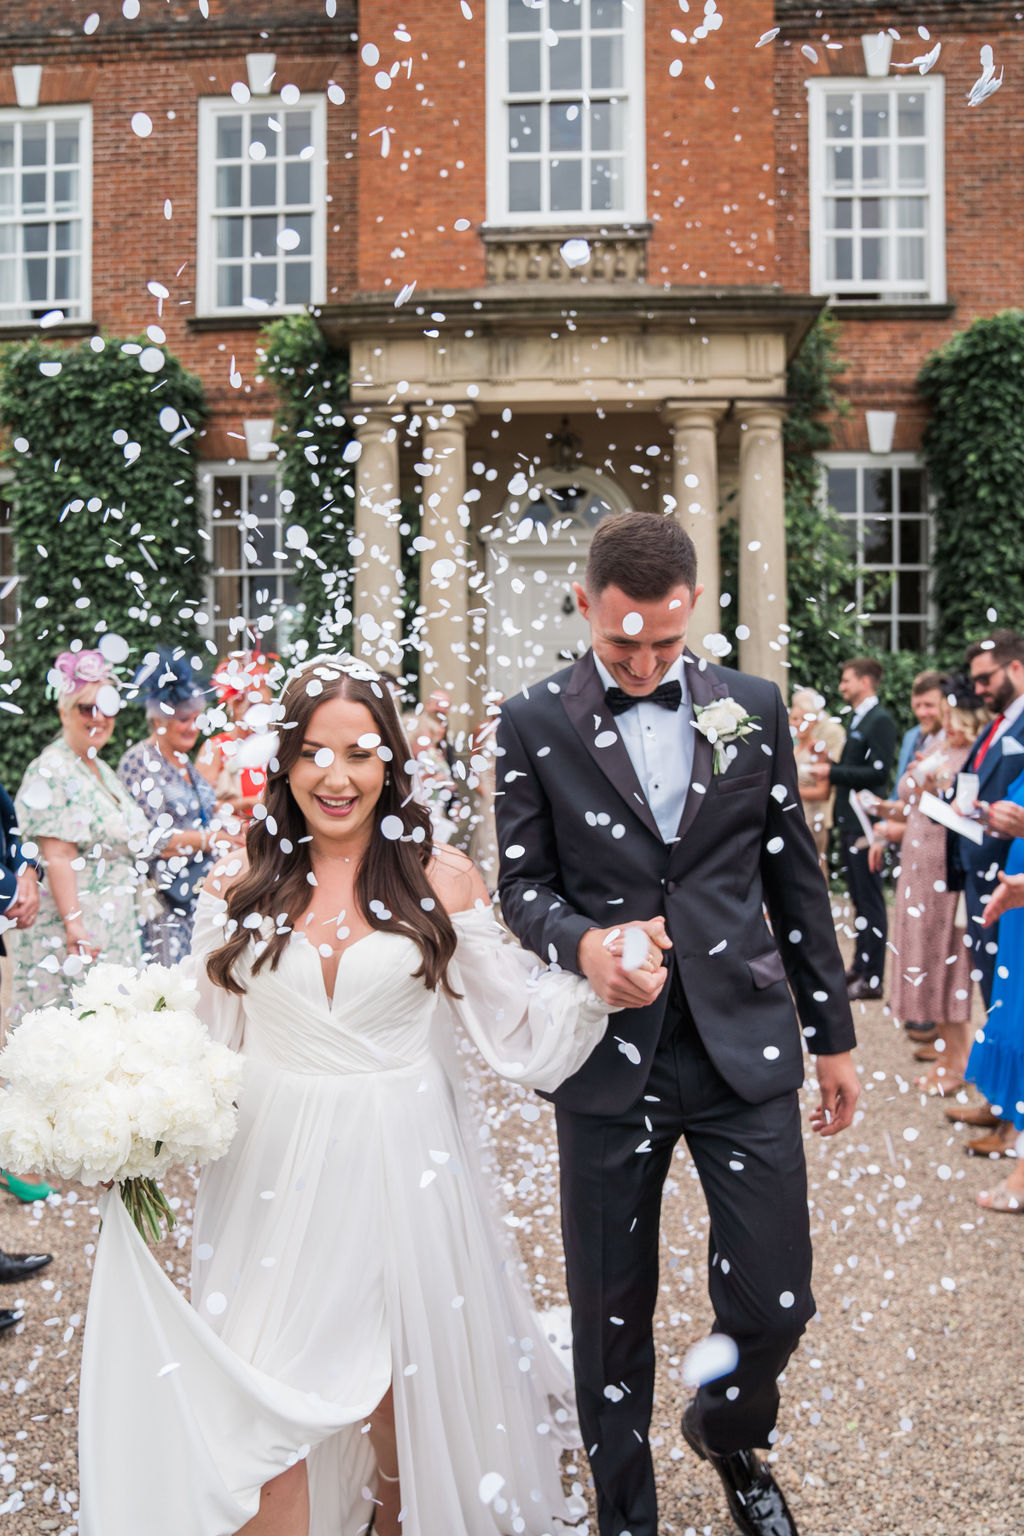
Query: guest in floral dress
873,677,989,1095
118,651,241,966
13,650,147,1021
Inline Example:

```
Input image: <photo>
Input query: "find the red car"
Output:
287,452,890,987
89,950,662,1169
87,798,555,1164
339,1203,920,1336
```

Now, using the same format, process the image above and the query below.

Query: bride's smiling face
288,695,387,846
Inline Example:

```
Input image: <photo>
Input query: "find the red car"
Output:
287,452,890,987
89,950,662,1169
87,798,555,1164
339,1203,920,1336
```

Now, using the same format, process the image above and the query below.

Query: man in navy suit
496,513,859,1536
954,631,1024,1005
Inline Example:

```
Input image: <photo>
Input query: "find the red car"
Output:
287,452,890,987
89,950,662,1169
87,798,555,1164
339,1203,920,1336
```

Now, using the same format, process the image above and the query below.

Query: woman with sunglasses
6,650,148,1201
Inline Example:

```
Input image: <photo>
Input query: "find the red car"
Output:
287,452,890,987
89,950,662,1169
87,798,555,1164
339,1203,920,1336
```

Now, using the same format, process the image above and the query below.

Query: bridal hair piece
206,652,459,998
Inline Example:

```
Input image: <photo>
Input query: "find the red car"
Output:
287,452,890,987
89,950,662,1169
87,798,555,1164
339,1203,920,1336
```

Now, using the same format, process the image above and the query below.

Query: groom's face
574,580,701,695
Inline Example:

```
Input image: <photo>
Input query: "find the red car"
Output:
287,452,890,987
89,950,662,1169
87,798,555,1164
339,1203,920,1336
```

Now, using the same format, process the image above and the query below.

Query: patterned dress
117,739,218,966
966,768,1024,1129
889,742,974,1024
12,738,147,1020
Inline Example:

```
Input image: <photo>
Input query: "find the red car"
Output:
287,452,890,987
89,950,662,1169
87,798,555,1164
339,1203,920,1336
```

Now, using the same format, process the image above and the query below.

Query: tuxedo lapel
560,652,663,841
978,713,1024,793
673,653,729,845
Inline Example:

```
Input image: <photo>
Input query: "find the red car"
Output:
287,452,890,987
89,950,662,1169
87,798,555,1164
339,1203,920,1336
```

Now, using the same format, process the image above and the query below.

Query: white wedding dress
78,893,609,1536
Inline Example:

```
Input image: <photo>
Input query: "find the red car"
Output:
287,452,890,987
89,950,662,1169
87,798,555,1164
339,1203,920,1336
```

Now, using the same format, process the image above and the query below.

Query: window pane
26,256,48,301
508,39,541,92
250,215,278,258
217,217,244,259
249,263,277,305
591,34,622,89
825,94,854,137
549,101,583,152
826,467,857,513
248,116,276,156
288,213,312,254
54,219,73,251
507,0,541,32
216,115,243,160
826,145,853,189
549,36,583,90
825,197,852,230
861,145,889,186
0,173,13,217
590,156,623,211
551,0,582,30
897,144,925,188
826,237,852,282
284,261,311,305
284,160,311,205
865,471,893,516
549,157,582,212
863,518,893,564
898,94,925,137
590,100,622,153
900,620,927,650
22,173,47,212
23,223,48,254
249,163,278,206
900,469,924,514
897,236,924,282
53,169,76,210
861,237,886,281
896,196,924,229
898,517,926,563
216,164,242,207
22,124,47,167
0,128,13,170
54,124,79,165
591,0,622,23
509,158,541,211
862,94,890,138
283,112,313,156
861,198,886,230
509,104,541,151
217,263,243,308
899,570,926,612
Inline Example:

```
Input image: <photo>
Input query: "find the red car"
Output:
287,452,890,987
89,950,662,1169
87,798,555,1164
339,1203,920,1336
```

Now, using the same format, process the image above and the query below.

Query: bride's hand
578,919,671,1008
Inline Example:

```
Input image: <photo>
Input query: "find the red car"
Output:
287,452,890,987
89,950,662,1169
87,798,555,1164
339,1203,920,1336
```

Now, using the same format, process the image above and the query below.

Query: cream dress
78,893,610,1536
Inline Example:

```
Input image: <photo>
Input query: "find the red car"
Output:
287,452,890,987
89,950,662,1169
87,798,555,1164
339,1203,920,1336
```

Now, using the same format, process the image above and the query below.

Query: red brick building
0,0,1019,711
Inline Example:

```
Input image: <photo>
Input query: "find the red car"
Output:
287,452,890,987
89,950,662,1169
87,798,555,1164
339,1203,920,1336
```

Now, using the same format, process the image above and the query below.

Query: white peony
51,1080,136,1183
127,965,199,1016
72,963,143,1016
0,1093,55,1175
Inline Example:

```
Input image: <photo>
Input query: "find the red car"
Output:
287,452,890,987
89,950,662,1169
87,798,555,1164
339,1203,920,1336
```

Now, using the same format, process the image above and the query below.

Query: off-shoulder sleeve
179,891,246,1053
443,904,613,1093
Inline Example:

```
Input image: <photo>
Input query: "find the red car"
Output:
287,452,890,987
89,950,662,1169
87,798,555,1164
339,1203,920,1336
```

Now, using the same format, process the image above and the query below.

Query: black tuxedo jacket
947,707,1024,888
496,650,856,1116
829,702,898,831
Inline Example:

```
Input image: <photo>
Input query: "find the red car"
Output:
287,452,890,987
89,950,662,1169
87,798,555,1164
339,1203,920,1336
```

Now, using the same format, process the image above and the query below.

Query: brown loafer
913,1044,939,1062
965,1129,1017,1156
905,1026,937,1044
943,1102,1000,1128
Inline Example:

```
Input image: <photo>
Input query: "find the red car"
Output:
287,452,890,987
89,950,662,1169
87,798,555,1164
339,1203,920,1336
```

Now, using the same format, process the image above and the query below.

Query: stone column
661,401,727,656
419,406,476,725
353,409,403,665
736,402,788,691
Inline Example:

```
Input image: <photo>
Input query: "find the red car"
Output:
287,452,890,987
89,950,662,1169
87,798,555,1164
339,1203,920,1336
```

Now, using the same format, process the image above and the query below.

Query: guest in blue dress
967,766,1024,1212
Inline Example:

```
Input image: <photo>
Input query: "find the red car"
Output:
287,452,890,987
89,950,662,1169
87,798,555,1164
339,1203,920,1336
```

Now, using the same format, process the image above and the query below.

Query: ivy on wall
918,309,1024,658
0,335,207,785
258,313,357,656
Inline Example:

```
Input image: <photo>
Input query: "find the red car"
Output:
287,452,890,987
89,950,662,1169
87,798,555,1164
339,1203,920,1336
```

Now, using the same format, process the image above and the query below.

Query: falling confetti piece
756,27,780,47
478,1473,505,1505
131,112,153,139
682,1333,739,1386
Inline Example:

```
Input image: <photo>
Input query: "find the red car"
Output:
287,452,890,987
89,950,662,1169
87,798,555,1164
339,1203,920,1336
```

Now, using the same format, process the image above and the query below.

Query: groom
496,512,859,1536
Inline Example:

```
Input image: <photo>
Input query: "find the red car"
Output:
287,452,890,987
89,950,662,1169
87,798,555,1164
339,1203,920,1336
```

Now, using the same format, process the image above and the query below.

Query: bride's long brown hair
206,658,459,997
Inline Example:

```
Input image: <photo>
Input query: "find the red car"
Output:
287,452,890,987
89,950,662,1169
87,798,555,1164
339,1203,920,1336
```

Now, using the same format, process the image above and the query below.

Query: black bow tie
605,680,683,717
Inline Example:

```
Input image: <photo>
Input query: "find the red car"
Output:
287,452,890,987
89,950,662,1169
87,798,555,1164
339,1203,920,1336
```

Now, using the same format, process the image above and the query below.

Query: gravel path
1,972,1021,1535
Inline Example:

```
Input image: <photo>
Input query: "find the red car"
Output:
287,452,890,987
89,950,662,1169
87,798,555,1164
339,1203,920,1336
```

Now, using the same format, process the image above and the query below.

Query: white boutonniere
693,697,760,774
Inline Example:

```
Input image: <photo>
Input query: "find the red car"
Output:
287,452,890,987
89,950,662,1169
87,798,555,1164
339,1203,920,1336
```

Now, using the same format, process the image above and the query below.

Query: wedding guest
789,687,845,869
942,631,1024,1146
894,670,946,784
0,780,39,1042
12,652,146,1013
968,771,1024,1194
0,1242,52,1334
79,654,609,1535
811,657,897,999
874,678,987,1095
118,650,240,966
196,650,280,823
9,651,147,1204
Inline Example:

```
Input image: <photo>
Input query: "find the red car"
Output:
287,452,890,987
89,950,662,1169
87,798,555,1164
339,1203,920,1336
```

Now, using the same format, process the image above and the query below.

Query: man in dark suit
811,658,897,1000
496,513,859,1536
940,631,1024,1150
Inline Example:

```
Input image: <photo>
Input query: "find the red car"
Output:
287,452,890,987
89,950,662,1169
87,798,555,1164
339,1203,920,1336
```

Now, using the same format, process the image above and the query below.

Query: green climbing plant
0,335,207,784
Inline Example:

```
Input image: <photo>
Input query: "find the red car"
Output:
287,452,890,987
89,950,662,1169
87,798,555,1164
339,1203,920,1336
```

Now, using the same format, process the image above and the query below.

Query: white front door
486,543,591,696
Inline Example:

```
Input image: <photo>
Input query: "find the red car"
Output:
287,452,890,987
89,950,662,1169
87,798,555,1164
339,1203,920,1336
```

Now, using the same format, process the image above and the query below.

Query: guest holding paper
876,678,987,1095
811,658,897,999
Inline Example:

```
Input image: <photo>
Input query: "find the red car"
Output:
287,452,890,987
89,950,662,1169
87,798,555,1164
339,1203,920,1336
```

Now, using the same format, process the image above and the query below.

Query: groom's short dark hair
585,512,698,599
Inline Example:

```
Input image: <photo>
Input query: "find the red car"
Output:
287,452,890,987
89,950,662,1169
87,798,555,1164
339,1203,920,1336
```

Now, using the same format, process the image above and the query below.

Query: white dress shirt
850,693,879,732
989,688,1024,747
594,654,694,843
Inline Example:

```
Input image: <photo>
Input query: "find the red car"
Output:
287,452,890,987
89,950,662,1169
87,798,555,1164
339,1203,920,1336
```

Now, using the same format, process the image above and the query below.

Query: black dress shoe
0,1309,23,1334
682,1404,799,1536
843,964,859,983
0,1251,52,1284
846,976,881,1002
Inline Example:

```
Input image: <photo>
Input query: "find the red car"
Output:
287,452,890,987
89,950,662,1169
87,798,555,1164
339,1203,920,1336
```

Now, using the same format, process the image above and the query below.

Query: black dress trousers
554,984,814,1536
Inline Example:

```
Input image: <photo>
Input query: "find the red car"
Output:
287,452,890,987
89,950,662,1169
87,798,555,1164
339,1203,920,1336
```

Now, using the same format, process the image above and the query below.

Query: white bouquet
0,962,242,1242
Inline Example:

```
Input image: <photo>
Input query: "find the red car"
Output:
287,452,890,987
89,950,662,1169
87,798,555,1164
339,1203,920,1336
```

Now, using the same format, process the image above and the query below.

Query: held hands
578,918,672,1009
809,1051,860,1138
982,870,1024,926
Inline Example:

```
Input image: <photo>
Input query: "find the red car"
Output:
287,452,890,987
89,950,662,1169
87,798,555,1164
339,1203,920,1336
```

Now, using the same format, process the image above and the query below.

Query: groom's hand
578,920,672,1008
810,1051,860,1137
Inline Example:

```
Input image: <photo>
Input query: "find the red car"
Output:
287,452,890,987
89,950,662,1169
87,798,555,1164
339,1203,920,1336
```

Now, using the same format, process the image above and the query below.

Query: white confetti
682,1333,739,1386
621,611,644,636
131,112,153,139
380,815,404,840
478,1473,505,1505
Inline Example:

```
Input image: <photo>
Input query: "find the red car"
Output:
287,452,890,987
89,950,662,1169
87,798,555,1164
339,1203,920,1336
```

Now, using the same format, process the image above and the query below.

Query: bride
78,655,617,1536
